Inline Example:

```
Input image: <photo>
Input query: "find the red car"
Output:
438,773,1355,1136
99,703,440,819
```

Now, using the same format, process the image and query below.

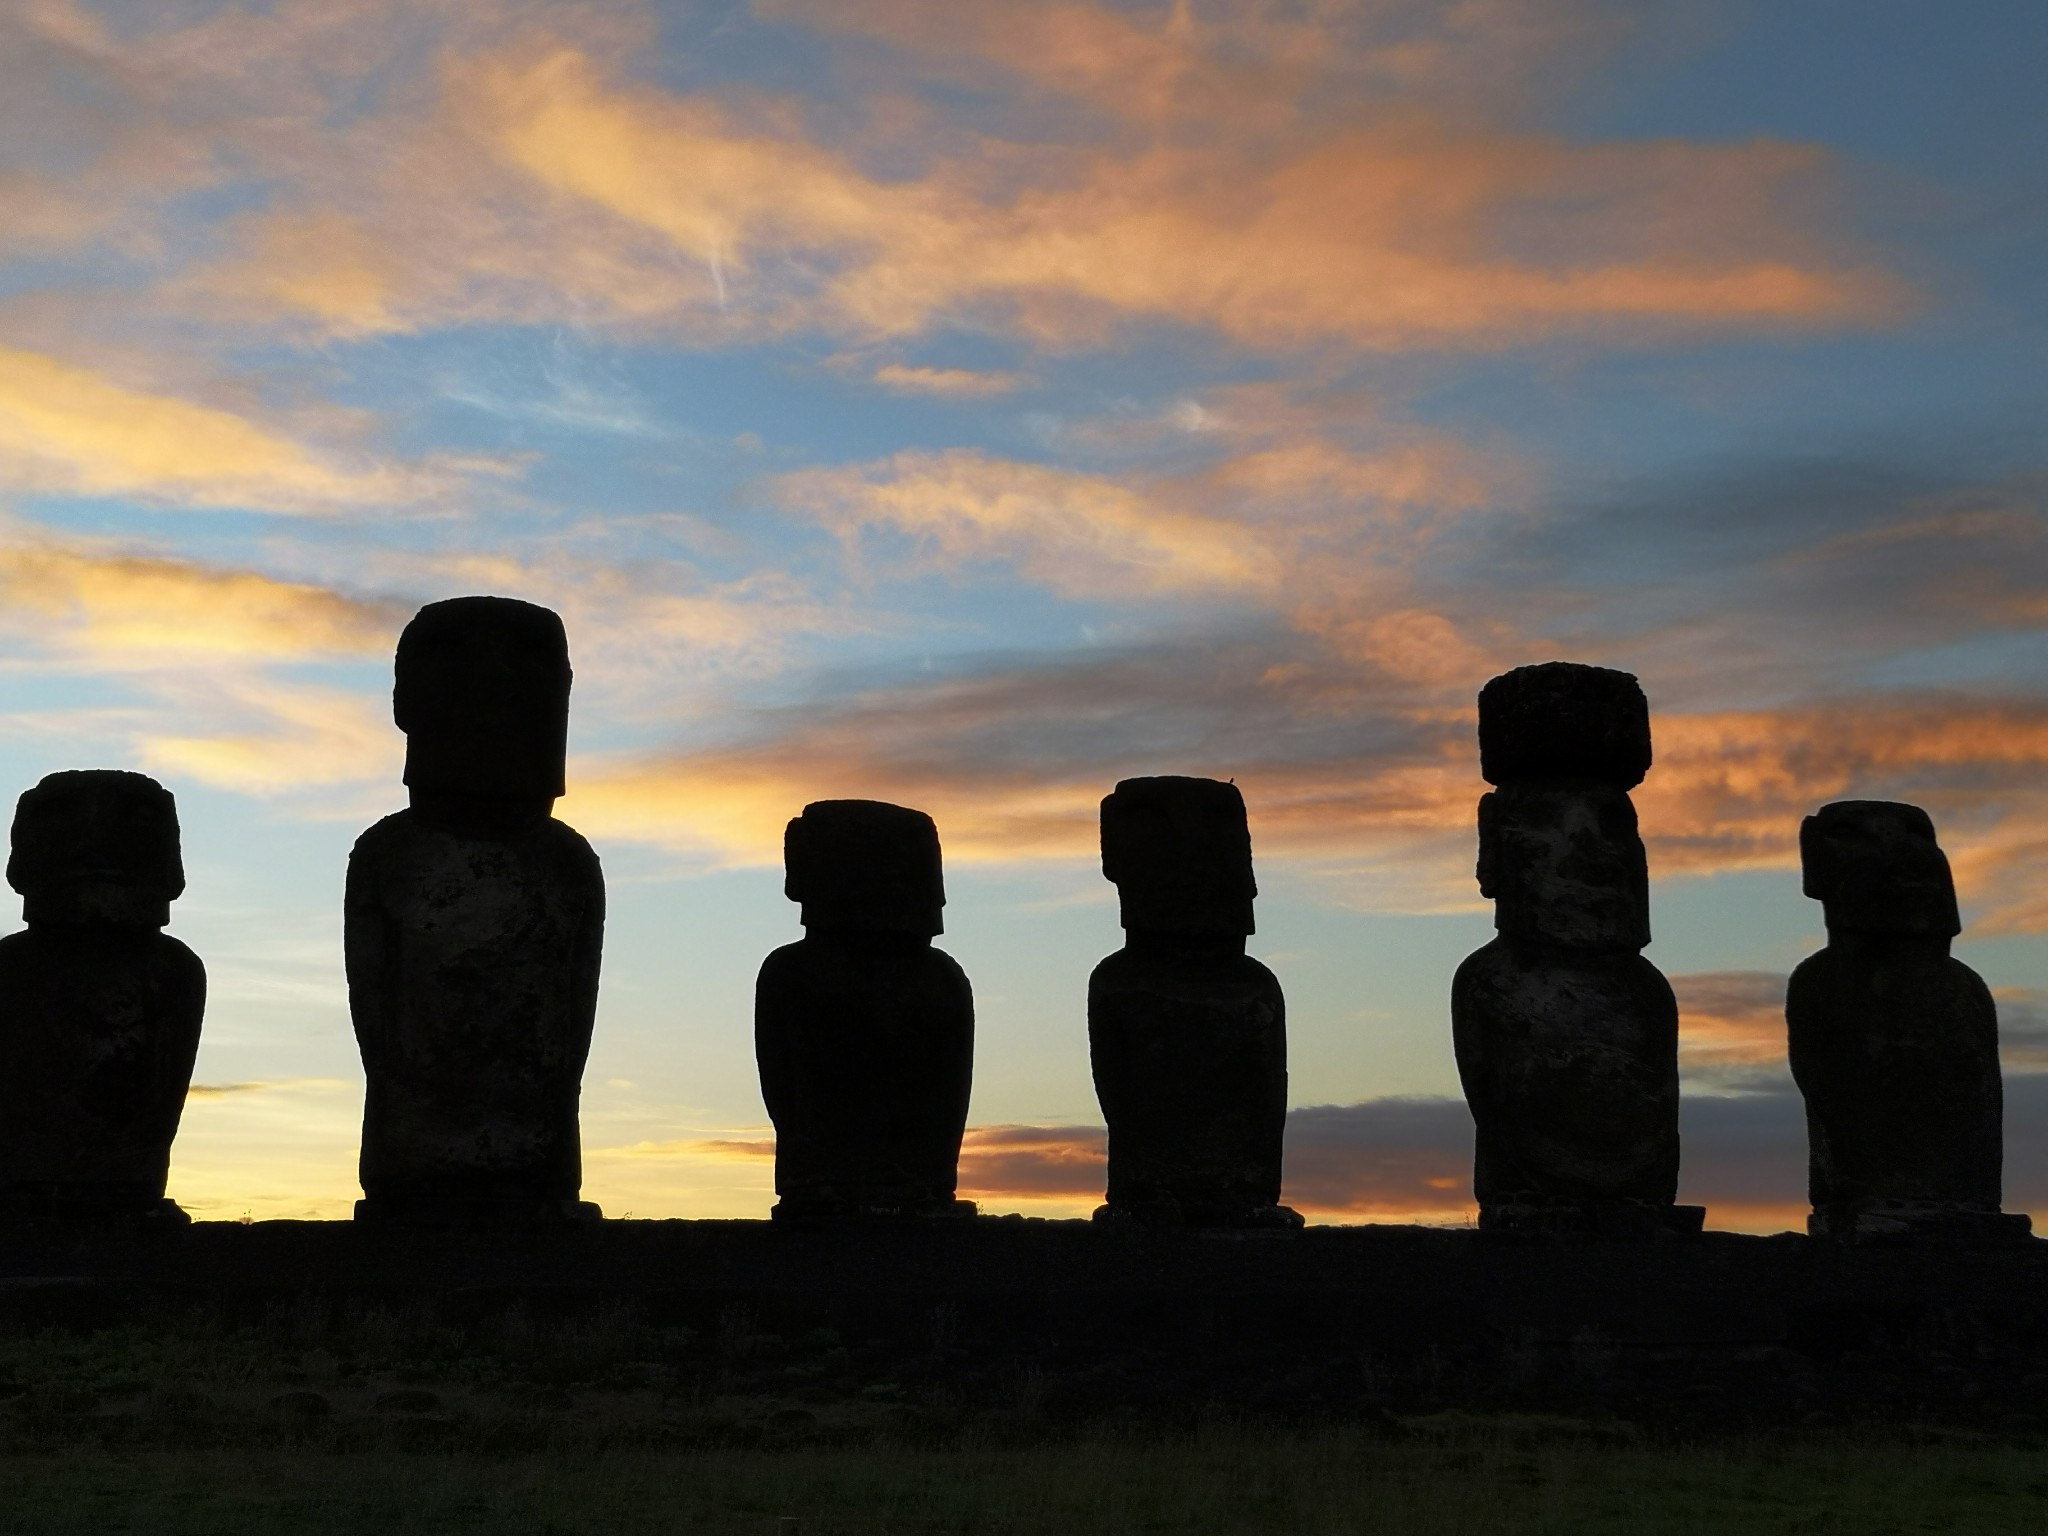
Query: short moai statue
1089,776,1298,1228
346,596,605,1227
0,771,204,1224
755,800,976,1221
1451,662,1702,1238
1788,801,2030,1244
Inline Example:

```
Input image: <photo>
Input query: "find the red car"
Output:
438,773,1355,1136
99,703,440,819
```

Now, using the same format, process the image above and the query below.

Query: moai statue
1788,801,2030,1244
346,596,605,1226
0,771,204,1224
1089,776,1298,1228
1451,662,1702,1238
755,800,975,1220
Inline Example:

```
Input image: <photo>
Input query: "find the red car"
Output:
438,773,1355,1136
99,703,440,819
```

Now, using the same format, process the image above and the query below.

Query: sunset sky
4,0,2047,1229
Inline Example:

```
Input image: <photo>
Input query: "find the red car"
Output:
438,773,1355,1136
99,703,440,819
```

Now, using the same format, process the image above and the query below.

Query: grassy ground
0,1306,2040,1533
4,1426,2046,1535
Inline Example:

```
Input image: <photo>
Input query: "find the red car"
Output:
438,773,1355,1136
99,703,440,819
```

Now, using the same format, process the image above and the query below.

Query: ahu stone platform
2,1220,2043,1427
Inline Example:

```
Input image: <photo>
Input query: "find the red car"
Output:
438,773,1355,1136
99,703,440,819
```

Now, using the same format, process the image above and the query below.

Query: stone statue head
785,799,945,936
7,770,184,927
1477,781,1650,950
1100,776,1256,938
1478,662,1652,790
394,596,571,806
1801,799,1960,940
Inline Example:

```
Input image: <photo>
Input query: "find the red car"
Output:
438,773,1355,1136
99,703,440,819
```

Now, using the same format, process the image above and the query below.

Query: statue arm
342,836,394,1074
567,844,605,1081
152,940,207,1149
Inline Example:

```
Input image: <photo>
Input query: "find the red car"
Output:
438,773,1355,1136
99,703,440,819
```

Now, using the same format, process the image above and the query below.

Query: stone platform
3,1220,2043,1426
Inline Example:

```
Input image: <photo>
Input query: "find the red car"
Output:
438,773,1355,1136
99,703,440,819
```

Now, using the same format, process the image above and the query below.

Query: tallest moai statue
1451,663,1700,1238
346,597,605,1226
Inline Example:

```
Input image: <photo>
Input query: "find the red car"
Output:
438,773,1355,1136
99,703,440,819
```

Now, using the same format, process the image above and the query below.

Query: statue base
770,1196,980,1224
1809,1200,2033,1246
1093,1200,1303,1231
353,1195,602,1230
0,1193,189,1229
774,1196,983,1236
1480,1199,1705,1242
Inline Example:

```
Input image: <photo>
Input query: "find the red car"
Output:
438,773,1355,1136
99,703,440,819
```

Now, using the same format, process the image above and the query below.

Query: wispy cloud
186,1077,351,1099
774,448,1283,597
562,603,2048,931
870,364,1020,397
58,4,1886,355
0,344,499,513
1672,970,1792,1092
452,44,1898,348
0,530,405,662
139,675,400,795
761,0,1633,126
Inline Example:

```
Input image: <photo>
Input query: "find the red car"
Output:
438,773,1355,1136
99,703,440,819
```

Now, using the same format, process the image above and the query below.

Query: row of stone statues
0,598,2028,1246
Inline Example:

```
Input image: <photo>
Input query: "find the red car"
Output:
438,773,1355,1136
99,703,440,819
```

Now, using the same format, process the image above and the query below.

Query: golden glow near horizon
4,1,2048,1230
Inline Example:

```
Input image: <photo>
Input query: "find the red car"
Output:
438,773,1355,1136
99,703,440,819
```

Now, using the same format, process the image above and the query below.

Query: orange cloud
567,640,2048,935
764,0,1633,133
157,23,1897,356
761,0,1207,124
225,212,405,338
870,364,1021,397
958,1123,1108,1216
764,407,1514,669
773,449,1283,598
568,732,1109,867
0,343,489,512
0,536,404,661
1671,970,1790,1088
461,47,1895,348
1636,699,2048,903
139,677,400,794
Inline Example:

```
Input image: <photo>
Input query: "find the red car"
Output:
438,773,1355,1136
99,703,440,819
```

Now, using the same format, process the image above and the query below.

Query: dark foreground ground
0,1219,2043,1531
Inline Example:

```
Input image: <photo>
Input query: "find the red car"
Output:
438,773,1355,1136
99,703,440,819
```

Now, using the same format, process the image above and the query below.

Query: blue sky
2,0,2046,1226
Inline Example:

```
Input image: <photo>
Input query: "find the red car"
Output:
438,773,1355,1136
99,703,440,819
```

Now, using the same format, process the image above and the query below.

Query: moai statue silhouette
755,800,976,1221
1090,776,1298,1228
0,771,204,1224
346,597,605,1226
1451,663,1702,1238
1788,801,2030,1244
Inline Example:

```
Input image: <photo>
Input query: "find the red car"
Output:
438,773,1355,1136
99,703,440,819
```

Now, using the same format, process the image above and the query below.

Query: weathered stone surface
757,801,974,1220
1099,775,1255,938
1090,941,1294,1227
1455,671,1695,1239
757,936,975,1219
394,595,570,808
785,799,943,936
1452,941,1681,1226
1477,662,1652,790
1090,777,1296,1228
347,812,603,1224
0,771,203,1223
347,597,604,1227
1799,799,1959,940
1476,782,1650,951
1788,800,2028,1245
